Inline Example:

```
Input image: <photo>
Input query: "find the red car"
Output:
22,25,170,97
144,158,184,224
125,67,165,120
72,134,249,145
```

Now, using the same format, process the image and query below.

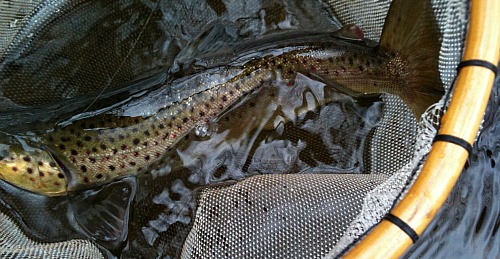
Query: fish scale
0,13,444,195
46,68,275,188
45,45,390,189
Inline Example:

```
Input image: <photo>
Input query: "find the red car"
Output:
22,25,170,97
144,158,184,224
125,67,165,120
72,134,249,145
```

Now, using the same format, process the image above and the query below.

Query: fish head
0,144,67,196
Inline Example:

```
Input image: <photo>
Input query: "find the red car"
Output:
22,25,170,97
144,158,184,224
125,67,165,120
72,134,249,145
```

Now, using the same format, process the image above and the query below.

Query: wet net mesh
0,0,468,258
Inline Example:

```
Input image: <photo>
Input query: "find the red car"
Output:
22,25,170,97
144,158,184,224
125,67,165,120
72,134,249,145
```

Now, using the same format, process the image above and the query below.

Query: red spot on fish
133,152,139,157
153,141,158,146
287,81,294,87
155,152,161,157
172,134,177,139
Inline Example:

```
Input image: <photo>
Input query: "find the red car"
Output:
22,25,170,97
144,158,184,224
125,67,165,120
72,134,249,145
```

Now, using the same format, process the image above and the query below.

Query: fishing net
0,0,469,258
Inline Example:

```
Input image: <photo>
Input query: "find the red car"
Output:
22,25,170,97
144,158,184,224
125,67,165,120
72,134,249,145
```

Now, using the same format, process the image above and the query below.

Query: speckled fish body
0,0,443,195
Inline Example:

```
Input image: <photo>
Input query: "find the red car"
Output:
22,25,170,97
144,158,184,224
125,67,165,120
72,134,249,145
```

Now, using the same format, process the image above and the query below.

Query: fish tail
380,0,443,118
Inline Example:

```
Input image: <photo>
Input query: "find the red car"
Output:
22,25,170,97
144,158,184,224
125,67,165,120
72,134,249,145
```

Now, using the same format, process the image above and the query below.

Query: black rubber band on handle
457,59,498,77
383,213,419,243
433,134,473,155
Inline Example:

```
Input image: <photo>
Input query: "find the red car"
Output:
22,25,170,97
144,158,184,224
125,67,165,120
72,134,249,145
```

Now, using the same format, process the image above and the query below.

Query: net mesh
0,0,469,258
0,211,104,258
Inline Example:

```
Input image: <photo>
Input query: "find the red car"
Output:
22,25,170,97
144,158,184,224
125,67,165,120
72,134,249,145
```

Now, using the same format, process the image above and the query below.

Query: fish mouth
40,144,75,189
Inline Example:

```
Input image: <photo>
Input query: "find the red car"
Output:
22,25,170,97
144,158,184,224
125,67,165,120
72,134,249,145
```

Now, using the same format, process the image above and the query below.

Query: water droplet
194,123,210,137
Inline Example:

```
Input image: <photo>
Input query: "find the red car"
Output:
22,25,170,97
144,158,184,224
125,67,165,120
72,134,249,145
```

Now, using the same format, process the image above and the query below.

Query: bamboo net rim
344,0,500,258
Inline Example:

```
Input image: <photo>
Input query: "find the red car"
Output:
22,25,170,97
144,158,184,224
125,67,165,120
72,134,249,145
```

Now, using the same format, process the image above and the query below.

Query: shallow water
404,76,500,258
0,0,498,258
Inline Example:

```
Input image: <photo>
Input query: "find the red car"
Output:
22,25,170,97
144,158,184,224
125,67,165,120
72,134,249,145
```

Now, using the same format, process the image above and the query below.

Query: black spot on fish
249,102,256,107
58,144,65,150
76,141,84,147
92,147,98,152
23,156,31,162
27,168,33,174
49,161,57,167
348,57,354,65
38,161,43,166
109,165,115,171
57,173,64,179
96,174,103,179
121,144,127,150
119,135,125,140
359,66,364,72
80,165,87,172
159,123,165,129
39,171,44,177
222,95,228,102
235,83,241,90
84,136,92,141
182,118,188,123
112,149,118,154
199,111,205,117
129,161,136,166
89,157,96,163
143,142,148,147
48,136,54,142
84,177,89,183
71,150,78,155
61,137,70,142
328,57,334,63
144,155,150,161
133,138,140,145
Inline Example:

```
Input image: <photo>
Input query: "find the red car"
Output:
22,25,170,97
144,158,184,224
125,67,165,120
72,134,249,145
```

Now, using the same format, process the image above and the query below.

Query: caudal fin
380,0,443,118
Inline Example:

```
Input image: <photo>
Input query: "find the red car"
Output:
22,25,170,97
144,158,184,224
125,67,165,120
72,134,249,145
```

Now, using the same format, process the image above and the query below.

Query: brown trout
0,0,442,196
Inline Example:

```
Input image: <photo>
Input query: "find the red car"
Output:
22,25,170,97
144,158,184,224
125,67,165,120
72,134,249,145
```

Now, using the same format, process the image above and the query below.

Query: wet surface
404,76,500,258
0,0,497,258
